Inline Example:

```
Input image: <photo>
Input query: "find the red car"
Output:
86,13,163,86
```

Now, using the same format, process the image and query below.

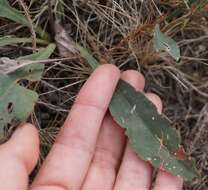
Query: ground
0,0,208,189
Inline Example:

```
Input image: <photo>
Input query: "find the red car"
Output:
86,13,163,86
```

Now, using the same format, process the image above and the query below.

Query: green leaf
78,46,197,181
76,45,99,70
0,74,38,139
10,43,56,81
0,36,48,47
0,0,29,26
0,44,55,139
0,0,49,40
109,80,197,181
153,24,180,61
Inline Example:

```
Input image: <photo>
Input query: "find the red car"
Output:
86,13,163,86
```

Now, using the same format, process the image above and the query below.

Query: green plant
0,36,48,47
0,0,49,40
153,24,180,61
0,0,56,139
0,44,55,139
77,45,197,181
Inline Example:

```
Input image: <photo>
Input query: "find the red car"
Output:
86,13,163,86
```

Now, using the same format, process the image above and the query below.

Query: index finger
31,64,120,190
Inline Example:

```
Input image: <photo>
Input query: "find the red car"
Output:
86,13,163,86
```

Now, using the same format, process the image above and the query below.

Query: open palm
0,65,183,190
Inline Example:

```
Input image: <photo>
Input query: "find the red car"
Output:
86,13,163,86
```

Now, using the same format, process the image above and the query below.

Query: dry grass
0,0,208,189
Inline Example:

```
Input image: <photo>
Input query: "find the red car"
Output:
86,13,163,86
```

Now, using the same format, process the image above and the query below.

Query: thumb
0,123,39,190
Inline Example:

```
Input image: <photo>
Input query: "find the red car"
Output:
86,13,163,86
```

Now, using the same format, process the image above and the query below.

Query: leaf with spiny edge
78,45,198,181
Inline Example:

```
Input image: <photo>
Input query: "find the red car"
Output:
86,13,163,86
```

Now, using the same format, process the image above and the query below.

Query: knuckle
92,146,118,170
55,133,94,156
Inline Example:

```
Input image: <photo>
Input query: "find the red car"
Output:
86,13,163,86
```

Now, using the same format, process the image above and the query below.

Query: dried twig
18,0,37,50
0,57,79,74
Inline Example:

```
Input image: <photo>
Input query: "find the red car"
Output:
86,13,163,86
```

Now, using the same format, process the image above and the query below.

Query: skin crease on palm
0,64,183,190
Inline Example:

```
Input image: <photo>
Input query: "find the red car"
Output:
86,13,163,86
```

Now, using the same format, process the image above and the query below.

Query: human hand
0,64,183,190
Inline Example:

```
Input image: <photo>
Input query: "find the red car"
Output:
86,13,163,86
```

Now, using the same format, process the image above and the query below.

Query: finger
114,92,163,190
81,113,125,190
31,64,120,190
145,93,183,190
154,170,183,190
121,70,145,91
145,93,162,114
82,70,145,190
0,123,39,190
114,143,153,190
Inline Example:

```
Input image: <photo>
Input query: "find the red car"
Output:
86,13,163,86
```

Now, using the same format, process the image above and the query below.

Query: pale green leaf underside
78,46,197,181
153,24,180,61
0,44,55,138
